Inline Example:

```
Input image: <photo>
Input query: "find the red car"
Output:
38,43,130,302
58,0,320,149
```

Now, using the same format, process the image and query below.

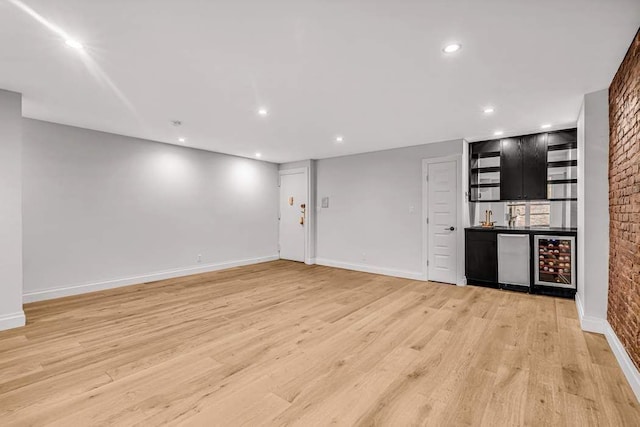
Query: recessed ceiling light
258,108,268,116
483,107,495,114
335,135,344,143
541,124,552,129
443,43,461,54
178,137,186,143
65,39,83,50
255,152,262,158
494,130,504,136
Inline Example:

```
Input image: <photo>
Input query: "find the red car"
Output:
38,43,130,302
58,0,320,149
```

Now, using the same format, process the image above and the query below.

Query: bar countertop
465,226,577,234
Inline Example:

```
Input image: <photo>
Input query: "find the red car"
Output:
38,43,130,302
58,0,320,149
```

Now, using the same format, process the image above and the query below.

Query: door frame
278,167,312,264
422,155,464,285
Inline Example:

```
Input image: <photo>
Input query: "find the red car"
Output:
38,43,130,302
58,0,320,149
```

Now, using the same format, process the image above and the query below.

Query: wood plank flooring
0,260,638,426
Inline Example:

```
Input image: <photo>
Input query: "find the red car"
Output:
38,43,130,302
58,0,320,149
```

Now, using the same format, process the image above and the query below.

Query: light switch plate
321,197,329,208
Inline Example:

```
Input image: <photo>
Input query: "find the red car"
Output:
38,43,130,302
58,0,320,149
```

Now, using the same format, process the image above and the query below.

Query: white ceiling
1,0,638,163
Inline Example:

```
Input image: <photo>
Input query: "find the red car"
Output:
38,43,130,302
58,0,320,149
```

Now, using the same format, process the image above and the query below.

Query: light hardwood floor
0,260,638,426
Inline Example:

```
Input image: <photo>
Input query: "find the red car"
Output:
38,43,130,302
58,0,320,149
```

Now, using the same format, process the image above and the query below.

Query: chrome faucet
506,205,517,227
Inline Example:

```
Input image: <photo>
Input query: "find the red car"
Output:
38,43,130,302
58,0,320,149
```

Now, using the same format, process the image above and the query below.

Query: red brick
608,27,640,371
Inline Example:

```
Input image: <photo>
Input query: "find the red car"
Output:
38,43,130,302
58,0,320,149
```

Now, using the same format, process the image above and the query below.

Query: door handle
445,226,455,231
299,203,306,225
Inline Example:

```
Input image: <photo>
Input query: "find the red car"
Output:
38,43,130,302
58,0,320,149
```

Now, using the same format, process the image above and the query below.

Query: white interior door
279,172,307,262
427,160,458,284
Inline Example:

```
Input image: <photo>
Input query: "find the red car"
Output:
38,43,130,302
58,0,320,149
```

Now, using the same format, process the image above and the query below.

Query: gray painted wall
577,88,610,328
0,90,24,330
22,119,279,300
315,140,464,277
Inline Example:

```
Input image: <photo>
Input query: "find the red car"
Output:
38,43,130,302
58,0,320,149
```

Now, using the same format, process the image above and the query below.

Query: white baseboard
575,293,640,402
23,255,279,303
0,311,26,331
575,292,606,333
605,322,640,402
315,258,423,281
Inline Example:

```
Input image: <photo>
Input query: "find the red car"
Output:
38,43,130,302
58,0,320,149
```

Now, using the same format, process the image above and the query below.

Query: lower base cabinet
465,230,498,285
465,228,577,298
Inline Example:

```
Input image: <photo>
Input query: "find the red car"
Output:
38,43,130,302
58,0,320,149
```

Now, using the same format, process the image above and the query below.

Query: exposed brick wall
608,28,640,370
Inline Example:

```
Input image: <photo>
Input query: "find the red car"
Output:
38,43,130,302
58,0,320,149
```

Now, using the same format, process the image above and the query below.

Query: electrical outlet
361,252,367,262
197,254,202,263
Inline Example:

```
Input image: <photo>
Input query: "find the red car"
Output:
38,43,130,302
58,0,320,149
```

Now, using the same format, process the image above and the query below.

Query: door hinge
426,217,429,224
426,175,429,182
427,260,429,266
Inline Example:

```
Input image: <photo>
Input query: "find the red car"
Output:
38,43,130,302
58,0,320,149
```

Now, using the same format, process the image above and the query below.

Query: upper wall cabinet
521,134,548,200
501,134,548,200
469,129,577,202
500,137,524,200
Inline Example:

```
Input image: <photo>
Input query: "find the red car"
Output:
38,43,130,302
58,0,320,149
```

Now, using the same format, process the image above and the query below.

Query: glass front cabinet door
534,235,576,289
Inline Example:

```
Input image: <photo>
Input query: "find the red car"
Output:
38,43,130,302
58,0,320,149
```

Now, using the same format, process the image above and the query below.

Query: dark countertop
466,226,577,234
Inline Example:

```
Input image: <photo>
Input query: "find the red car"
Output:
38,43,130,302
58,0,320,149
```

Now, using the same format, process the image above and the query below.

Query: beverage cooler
534,235,576,289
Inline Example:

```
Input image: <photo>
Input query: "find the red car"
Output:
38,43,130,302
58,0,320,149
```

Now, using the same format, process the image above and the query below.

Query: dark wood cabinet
469,128,576,203
500,138,523,200
465,230,498,285
521,134,548,200
499,134,547,200
465,227,577,297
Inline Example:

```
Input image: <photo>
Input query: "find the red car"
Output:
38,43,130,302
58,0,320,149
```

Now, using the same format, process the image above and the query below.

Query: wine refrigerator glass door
534,235,576,289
